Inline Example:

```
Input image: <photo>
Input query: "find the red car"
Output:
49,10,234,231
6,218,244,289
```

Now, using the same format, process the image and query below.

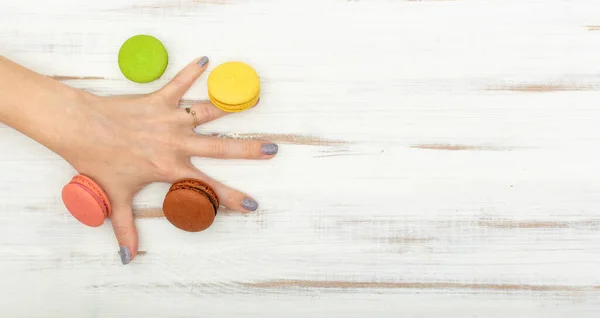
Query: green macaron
118,34,168,83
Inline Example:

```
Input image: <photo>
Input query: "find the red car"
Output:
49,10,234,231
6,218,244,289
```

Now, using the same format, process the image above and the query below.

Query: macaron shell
62,183,107,227
207,61,260,111
118,34,168,83
169,179,219,210
163,188,217,232
70,175,111,217
209,92,259,113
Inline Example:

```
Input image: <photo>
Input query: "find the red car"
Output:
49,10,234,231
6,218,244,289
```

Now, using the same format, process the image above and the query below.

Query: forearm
0,56,90,154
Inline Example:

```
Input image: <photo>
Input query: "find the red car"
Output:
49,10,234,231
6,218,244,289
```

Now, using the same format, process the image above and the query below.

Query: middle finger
181,136,278,160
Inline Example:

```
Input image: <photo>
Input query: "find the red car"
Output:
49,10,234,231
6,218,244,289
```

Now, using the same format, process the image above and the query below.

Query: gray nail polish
261,143,279,155
197,56,209,67
242,198,258,211
119,246,131,265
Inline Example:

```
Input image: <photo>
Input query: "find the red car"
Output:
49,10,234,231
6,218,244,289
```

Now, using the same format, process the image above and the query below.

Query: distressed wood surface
1,0,600,317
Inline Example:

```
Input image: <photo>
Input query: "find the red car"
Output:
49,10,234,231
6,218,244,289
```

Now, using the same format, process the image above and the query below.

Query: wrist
0,57,105,168
0,57,92,143
40,87,99,156
9,80,96,156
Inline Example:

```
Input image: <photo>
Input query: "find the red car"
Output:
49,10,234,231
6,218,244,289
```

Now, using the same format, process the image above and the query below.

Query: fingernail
119,246,131,265
242,198,258,211
261,143,279,155
197,56,209,67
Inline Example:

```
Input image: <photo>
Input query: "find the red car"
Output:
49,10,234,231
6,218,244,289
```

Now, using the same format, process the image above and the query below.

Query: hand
52,57,277,264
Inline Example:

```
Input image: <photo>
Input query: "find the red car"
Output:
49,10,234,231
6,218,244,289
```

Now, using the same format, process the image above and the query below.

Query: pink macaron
61,175,111,227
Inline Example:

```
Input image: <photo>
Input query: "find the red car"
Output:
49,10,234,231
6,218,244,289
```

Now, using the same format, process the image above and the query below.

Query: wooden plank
1,0,600,316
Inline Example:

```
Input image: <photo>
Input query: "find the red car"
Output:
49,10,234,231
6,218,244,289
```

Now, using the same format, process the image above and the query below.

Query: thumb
110,200,139,265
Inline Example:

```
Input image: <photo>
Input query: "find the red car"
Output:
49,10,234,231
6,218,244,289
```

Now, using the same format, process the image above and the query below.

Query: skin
0,55,277,264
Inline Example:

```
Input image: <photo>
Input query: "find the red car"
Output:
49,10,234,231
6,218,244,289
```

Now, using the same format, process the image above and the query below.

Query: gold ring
185,107,198,129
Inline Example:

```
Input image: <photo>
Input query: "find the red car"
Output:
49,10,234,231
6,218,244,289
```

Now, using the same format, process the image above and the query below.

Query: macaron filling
209,92,260,113
169,182,219,214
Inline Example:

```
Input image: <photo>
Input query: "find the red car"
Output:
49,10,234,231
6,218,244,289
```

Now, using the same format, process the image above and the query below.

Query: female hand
0,56,278,265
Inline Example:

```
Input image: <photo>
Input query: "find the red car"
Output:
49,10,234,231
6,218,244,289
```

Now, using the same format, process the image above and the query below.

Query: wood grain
50,75,107,81
242,280,600,292
2,0,600,317
486,84,597,92
410,144,519,151
113,0,229,12
209,132,348,146
133,206,243,218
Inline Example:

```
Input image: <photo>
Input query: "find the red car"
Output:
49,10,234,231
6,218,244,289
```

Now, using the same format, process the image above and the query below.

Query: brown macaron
162,178,220,232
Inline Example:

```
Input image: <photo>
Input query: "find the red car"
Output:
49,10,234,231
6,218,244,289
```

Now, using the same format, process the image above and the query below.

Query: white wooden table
1,0,600,316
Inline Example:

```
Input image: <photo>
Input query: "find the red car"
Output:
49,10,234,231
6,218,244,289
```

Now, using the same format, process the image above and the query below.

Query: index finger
158,56,209,104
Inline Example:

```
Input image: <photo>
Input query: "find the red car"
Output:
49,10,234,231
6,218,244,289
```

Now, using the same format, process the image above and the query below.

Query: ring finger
177,100,228,128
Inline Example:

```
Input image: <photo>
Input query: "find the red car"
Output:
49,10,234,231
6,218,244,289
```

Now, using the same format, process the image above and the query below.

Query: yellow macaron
207,61,260,112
